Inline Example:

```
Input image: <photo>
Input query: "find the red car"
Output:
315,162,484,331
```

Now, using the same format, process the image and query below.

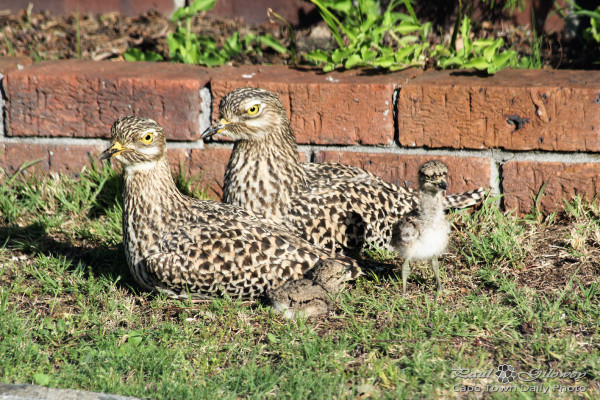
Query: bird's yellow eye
141,131,154,144
246,105,260,115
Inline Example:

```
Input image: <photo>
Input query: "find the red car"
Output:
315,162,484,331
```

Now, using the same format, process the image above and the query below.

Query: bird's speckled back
211,88,482,254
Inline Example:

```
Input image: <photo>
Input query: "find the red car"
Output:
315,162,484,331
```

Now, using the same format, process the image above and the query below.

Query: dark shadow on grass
0,222,138,292
88,174,123,219
85,159,124,219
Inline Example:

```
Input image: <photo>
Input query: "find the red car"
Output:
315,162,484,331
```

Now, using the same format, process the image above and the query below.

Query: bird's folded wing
142,223,325,298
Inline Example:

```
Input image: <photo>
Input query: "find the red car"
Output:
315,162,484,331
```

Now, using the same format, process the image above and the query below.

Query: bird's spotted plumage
99,116,360,315
390,161,450,295
203,88,483,254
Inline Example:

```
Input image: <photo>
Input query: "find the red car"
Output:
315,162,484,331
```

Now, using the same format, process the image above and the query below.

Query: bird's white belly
407,224,449,261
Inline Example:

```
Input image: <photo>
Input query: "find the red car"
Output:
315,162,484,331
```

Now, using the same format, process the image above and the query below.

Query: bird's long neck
417,189,446,221
222,124,307,223
122,158,187,256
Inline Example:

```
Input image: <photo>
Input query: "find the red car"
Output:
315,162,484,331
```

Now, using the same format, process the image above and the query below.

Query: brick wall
1,57,599,214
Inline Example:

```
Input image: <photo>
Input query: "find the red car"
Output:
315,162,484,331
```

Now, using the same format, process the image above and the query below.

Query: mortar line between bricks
3,136,600,165
489,158,501,196
0,137,112,146
297,144,600,165
0,137,208,149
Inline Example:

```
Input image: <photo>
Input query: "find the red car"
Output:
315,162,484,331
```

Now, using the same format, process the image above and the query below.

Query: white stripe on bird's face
138,145,161,157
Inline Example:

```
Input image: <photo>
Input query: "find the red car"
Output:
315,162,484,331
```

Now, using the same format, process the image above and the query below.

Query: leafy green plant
432,15,520,74
557,1,600,63
240,32,288,56
306,0,432,71
571,3,600,44
167,0,228,66
123,48,163,62
166,0,287,66
306,0,538,73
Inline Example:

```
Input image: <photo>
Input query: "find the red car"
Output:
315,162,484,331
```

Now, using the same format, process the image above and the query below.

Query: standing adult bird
98,116,361,318
202,87,483,254
390,161,450,296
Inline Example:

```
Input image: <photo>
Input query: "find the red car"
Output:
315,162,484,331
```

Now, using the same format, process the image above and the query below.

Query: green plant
174,163,210,199
240,32,288,56
556,1,600,62
362,244,397,262
519,16,543,69
75,11,82,60
123,48,164,62
432,15,520,74
571,3,600,44
306,0,538,73
268,8,297,66
27,43,42,63
2,31,15,57
167,0,228,66
166,0,287,66
453,194,527,269
306,0,432,71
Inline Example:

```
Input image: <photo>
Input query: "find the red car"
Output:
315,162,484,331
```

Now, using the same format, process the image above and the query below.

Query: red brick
48,144,107,173
502,161,600,214
1,142,111,175
0,56,32,74
162,146,233,200
314,151,490,194
188,148,232,199
2,142,50,174
210,65,422,145
397,69,600,152
4,60,210,141
166,148,190,172
0,141,234,200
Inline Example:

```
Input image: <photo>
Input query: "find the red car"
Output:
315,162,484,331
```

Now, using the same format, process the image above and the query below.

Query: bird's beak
98,141,126,161
201,118,230,140
437,181,447,190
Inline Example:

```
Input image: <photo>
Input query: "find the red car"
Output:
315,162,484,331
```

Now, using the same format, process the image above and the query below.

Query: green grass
0,162,598,399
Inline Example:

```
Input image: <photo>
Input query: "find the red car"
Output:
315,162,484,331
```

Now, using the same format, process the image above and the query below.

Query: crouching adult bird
98,116,362,318
202,87,484,254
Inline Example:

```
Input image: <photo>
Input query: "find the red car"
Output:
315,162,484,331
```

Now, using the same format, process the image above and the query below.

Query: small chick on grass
391,161,450,297
268,259,352,320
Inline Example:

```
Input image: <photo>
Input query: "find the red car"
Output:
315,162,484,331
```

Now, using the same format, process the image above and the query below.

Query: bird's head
202,87,289,141
418,160,448,193
98,116,167,169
